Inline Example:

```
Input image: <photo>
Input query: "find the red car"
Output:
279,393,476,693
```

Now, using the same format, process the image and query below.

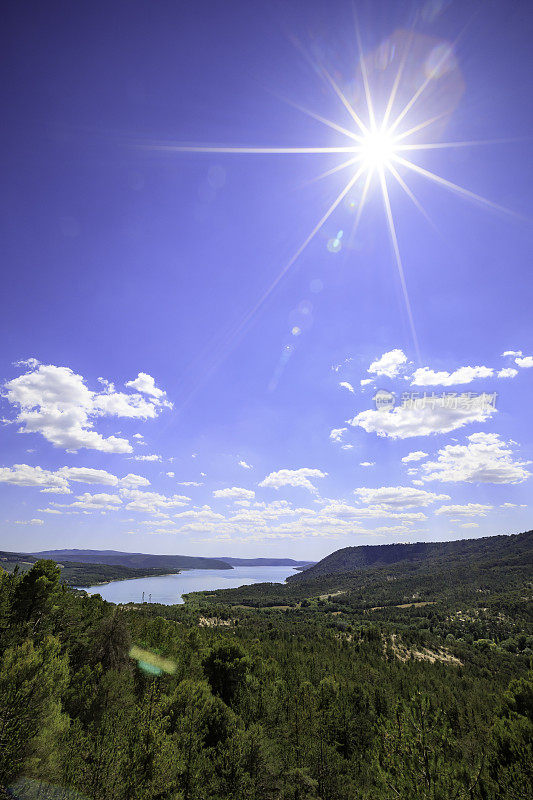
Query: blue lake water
80,565,297,605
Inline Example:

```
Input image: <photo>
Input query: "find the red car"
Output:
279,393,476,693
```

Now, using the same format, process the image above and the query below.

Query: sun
359,127,397,170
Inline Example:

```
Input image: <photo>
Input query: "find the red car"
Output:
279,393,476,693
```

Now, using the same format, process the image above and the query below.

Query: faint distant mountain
32,549,232,571
217,557,314,567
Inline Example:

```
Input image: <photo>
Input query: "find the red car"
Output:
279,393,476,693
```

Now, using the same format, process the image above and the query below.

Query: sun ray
393,154,522,219
302,156,361,187
141,143,359,155
393,112,451,142
211,165,367,356
379,168,421,363
382,29,416,129
347,168,374,249
272,93,363,143
386,162,435,229
353,13,376,130
320,66,370,137
396,137,526,151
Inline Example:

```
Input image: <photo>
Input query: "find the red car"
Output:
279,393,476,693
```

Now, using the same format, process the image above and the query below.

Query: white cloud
125,372,165,398
435,503,493,517
175,505,225,521
133,433,144,439
14,518,44,525
339,381,355,393
401,451,429,463
360,378,374,387
178,481,203,487
121,488,191,514
502,350,522,357
0,464,70,493
3,363,171,453
57,467,119,486
420,432,531,484
120,473,150,489
368,349,407,379
69,492,123,511
359,461,374,467
239,460,253,469
329,427,347,443
0,464,148,495
213,486,255,500
350,393,496,439
354,485,449,509
166,471,175,478
133,454,161,462
497,368,518,378
259,468,327,493
410,365,493,386
515,356,533,368
461,522,479,528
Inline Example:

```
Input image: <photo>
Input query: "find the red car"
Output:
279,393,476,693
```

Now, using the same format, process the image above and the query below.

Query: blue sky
1,0,532,559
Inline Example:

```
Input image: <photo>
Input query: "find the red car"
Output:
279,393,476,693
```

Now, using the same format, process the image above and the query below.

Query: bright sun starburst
145,26,518,364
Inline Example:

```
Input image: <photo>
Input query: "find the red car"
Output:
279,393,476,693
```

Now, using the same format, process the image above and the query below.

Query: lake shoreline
79,565,298,606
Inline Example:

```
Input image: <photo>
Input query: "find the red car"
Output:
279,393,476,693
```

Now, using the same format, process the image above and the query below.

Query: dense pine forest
0,533,532,799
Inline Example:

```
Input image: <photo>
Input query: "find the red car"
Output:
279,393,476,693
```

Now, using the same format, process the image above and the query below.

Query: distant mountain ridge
32,549,312,571
33,549,232,571
288,531,533,582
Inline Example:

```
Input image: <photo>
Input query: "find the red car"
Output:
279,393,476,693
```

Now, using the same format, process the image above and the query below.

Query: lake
80,564,298,605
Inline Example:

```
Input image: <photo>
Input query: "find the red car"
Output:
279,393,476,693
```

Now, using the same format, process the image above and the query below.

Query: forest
0,533,531,799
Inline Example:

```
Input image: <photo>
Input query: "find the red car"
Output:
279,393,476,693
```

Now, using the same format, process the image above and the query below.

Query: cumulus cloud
435,503,493,517
239,460,253,469
349,395,496,439
497,368,518,378
354,485,449,509
0,463,149,494
3,363,171,453
213,486,255,500
319,499,427,522
133,454,162,462
515,355,533,368
124,372,165,398
120,473,150,489
360,379,374,387
368,349,407,379
259,468,327,493
410,365,493,386
339,381,355,393
121,488,191,514
175,505,225,521
360,461,374,467
502,350,522,357
401,450,429,463
69,493,123,511
420,432,531,484
329,428,347,443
